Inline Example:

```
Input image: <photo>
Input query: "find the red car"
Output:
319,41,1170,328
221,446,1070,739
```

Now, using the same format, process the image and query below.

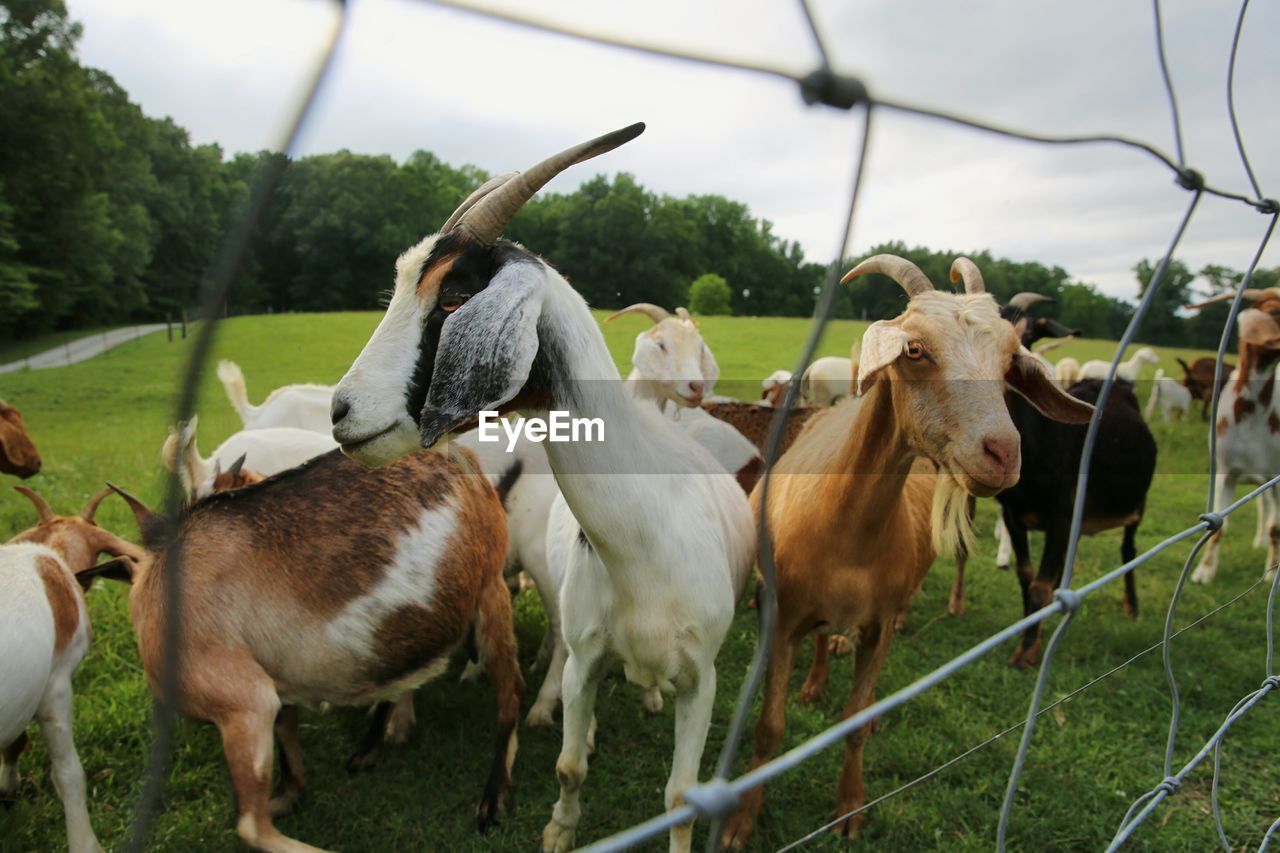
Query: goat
216,360,334,434
1145,367,1192,420
1178,356,1233,421
0,399,42,478
991,378,1157,667
800,356,852,405
760,370,792,407
103,448,523,853
1078,346,1159,383
1186,289,1280,584
2,487,143,853
330,123,756,853
606,303,717,408
720,256,1093,847
1054,356,1082,386
161,415,337,499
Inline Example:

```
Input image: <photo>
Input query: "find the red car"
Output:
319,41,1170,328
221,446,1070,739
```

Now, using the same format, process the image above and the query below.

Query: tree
688,273,732,315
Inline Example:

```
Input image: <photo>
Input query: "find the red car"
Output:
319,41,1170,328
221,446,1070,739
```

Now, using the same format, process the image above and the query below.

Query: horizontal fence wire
125,0,1280,850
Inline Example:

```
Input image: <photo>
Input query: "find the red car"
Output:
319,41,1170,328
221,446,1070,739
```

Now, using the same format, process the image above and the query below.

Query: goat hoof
475,792,506,833
1008,645,1040,669
996,561,1010,571
542,819,576,853
831,809,867,839
827,635,853,657
797,684,825,705
526,705,556,728
346,749,379,774
1122,600,1138,619
948,598,966,616
1190,566,1214,585
269,787,303,817
720,810,756,850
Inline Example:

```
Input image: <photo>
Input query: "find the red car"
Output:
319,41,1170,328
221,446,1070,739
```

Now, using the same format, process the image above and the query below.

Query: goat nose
331,396,351,427
983,434,1018,474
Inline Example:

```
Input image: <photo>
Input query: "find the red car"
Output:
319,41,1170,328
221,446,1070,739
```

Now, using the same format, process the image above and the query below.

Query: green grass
1,312,1277,852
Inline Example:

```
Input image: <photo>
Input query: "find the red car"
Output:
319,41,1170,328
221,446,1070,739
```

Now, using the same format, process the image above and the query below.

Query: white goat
1144,367,1192,420
160,415,337,499
760,369,793,407
330,124,756,853
800,356,853,405
2,487,143,853
1054,356,1082,386
1078,346,1159,383
607,304,718,408
216,360,334,434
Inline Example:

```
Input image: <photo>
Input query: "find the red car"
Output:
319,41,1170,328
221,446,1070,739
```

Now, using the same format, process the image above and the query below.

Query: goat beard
931,471,975,558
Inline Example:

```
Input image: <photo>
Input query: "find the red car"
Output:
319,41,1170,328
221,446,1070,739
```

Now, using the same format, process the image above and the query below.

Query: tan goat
721,255,1093,847
104,448,522,853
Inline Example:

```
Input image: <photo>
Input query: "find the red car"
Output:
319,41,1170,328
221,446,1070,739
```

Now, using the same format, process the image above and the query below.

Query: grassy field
1,312,1276,852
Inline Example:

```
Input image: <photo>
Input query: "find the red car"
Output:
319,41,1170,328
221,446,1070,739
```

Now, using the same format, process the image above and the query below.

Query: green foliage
688,272,732,315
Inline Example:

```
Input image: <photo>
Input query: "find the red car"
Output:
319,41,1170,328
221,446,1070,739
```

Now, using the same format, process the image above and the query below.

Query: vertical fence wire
117,0,1280,849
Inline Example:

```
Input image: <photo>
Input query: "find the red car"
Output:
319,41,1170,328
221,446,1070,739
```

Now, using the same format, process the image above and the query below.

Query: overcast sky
65,0,1279,302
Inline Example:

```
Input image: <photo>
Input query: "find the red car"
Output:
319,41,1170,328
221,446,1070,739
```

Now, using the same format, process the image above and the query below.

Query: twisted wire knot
1155,776,1182,796
1199,512,1224,532
682,777,740,819
1054,588,1083,615
1261,675,1280,692
1257,198,1280,215
798,69,868,111
1175,168,1205,192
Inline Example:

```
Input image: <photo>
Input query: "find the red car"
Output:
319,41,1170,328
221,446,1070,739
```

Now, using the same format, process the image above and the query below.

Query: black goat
995,379,1157,668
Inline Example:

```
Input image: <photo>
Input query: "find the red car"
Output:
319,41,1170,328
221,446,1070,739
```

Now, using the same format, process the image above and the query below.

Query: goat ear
419,263,544,446
1006,349,1094,424
1237,308,1280,348
1176,357,1190,373
855,321,907,395
700,343,720,393
76,556,137,590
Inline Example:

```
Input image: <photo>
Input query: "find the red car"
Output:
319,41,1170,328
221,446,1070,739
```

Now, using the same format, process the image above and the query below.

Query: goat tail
931,473,974,558
215,359,253,422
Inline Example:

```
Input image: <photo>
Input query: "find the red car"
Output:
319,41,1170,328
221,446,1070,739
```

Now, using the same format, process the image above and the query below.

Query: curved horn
228,453,247,481
948,257,986,294
106,483,155,529
440,172,517,233
841,254,934,298
675,307,692,322
1185,288,1280,310
454,122,646,245
79,487,114,522
606,303,669,325
1007,291,1055,311
14,485,55,524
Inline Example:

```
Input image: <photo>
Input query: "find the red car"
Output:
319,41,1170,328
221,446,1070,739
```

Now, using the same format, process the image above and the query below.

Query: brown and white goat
1187,288,1280,584
2,487,143,853
105,448,523,853
721,255,1092,847
0,399,42,478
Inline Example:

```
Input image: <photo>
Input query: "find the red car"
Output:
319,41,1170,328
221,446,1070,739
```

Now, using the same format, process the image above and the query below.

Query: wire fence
127,0,1279,850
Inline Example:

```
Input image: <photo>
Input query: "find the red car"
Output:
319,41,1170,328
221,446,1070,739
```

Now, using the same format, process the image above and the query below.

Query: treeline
3,1,1274,350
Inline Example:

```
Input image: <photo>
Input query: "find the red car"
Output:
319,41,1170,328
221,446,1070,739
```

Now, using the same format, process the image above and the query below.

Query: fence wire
125,0,1280,850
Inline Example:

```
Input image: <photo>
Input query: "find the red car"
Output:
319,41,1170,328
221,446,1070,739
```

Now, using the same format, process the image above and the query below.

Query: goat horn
606,303,669,324
1007,291,1055,311
79,487,114,522
1185,288,1280,310
948,257,986,294
14,486,55,524
228,453,247,480
106,483,155,528
675,307,692,322
453,122,646,246
841,254,934,298
440,172,518,233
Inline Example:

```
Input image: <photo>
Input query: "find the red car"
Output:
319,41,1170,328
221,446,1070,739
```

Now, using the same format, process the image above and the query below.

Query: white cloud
66,0,1279,301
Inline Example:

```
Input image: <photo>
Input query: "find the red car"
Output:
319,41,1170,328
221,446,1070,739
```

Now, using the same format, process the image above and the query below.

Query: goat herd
2,124,1277,853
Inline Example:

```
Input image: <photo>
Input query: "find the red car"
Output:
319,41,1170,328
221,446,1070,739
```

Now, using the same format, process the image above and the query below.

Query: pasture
1,312,1276,851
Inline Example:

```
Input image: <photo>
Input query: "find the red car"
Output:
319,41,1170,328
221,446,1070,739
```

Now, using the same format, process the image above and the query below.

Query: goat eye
657,341,667,353
905,341,925,360
439,293,467,313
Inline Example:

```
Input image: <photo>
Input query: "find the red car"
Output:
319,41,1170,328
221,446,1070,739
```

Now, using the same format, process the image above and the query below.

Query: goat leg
346,702,393,774
0,730,27,804
832,621,895,839
270,706,305,817
476,574,524,832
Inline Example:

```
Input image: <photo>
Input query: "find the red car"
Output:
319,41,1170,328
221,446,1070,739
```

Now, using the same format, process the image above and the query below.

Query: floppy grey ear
419,263,545,445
